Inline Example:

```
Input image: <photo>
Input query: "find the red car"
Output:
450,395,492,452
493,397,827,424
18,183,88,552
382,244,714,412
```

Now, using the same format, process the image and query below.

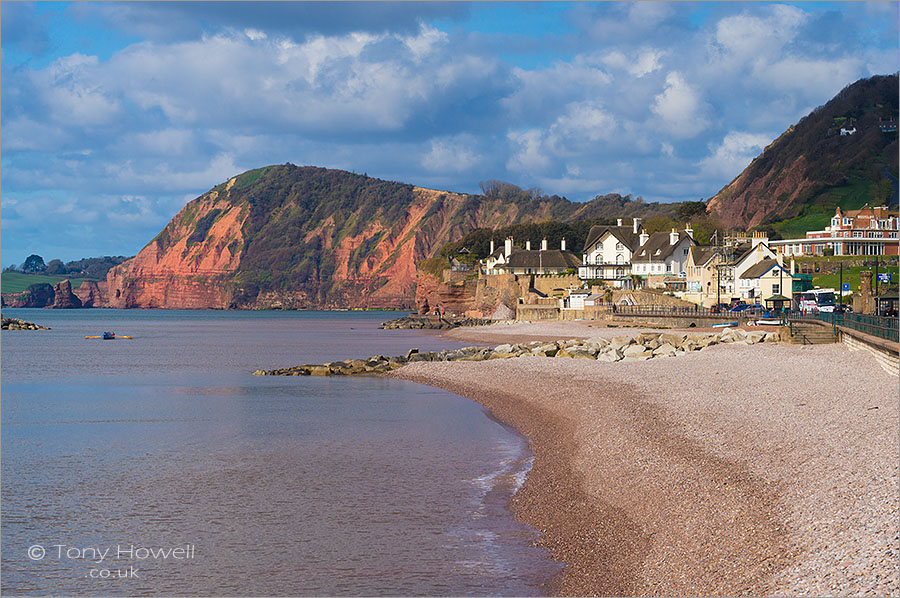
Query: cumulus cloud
697,132,772,179
651,71,709,137
2,1,897,264
422,136,481,173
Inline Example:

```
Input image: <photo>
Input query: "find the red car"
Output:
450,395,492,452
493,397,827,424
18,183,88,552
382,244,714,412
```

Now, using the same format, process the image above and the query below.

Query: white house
578,218,643,286
631,228,696,280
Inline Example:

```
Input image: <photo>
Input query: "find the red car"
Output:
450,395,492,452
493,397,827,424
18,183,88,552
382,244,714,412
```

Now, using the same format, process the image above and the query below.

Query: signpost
877,273,891,283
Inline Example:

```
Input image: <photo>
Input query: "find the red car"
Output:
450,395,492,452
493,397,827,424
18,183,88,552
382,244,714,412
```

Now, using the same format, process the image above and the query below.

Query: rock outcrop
51,280,82,309
74,281,108,308
2,317,51,330
2,283,56,308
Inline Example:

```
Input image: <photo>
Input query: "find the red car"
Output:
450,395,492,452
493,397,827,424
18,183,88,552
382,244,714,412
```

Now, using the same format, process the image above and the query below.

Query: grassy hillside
708,74,898,231
1,273,97,294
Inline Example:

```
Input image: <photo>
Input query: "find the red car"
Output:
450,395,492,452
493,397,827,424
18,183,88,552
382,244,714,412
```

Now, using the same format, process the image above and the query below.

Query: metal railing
814,312,899,343
605,304,744,319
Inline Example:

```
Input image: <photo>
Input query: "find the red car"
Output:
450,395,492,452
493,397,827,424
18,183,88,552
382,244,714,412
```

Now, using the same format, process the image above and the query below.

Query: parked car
729,303,762,312
834,304,853,313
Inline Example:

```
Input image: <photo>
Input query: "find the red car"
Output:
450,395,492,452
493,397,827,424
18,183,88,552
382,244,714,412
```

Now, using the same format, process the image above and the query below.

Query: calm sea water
1,309,561,596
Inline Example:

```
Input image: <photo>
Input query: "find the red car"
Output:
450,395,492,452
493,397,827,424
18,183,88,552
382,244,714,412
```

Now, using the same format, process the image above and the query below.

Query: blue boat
102,331,116,340
711,321,738,328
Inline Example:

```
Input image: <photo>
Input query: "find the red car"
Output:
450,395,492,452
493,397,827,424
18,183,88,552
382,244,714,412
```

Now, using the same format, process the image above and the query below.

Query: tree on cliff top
22,254,47,273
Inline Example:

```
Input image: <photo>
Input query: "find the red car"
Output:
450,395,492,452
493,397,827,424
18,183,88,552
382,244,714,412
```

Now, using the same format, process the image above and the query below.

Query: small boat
85,332,132,340
711,321,738,328
755,319,783,326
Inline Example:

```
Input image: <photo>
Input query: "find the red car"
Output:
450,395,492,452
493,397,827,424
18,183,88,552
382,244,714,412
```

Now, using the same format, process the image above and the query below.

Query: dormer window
654,249,661,256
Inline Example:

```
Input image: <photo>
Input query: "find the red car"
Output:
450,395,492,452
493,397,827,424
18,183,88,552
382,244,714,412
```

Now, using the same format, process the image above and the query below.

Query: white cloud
602,48,665,78
697,131,772,179
506,129,551,174
547,101,617,155
651,71,709,137
30,53,122,126
422,136,480,173
714,5,808,60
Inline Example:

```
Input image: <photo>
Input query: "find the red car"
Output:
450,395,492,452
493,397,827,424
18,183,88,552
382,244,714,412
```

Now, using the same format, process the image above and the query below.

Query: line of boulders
2,317,50,330
253,328,778,376
380,314,491,330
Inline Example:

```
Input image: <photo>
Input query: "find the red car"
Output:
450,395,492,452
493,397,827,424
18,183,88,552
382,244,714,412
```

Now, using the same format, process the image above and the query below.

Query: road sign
842,283,850,291
877,273,892,283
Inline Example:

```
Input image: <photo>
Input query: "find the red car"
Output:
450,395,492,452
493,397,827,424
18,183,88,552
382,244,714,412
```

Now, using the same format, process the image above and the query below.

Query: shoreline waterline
391,321,900,596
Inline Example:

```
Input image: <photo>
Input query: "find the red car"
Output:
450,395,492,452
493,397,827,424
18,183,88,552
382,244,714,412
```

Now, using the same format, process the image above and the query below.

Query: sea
0,308,562,596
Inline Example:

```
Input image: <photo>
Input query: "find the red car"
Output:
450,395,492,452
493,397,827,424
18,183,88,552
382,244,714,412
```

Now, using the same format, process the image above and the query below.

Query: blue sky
2,1,898,266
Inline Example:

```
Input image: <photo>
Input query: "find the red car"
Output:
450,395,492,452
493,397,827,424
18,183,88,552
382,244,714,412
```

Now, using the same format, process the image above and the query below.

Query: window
773,283,780,295
616,242,624,250
853,231,862,238
683,249,689,256
616,254,624,264
666,263,672,272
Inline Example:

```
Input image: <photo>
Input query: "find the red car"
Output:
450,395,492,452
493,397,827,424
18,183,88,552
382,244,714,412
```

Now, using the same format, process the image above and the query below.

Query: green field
1,272,98,294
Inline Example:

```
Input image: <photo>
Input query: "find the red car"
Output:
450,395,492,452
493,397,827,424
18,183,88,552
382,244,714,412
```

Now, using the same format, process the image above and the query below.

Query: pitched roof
741,258,791,279
505,248,581,269
634,231,694,262
582,225,641,252
689,246,720,267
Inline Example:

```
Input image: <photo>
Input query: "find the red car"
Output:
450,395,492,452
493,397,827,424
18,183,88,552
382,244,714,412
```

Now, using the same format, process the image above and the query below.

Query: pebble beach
392,321,899,596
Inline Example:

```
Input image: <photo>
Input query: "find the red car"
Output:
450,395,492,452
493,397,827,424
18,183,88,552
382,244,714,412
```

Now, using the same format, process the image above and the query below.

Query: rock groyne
253,328,779,376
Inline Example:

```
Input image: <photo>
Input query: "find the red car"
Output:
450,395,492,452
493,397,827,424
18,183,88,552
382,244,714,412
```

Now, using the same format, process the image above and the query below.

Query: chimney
685,223,693,238
526,240,532,251
751,231,768,248
505,237,513,256
790,258,796,275
617,218,623,226
633,217,642,234
541,238,548,251
670,228,679,245
560,238,566,251
639,231,649,247
490,239,495,255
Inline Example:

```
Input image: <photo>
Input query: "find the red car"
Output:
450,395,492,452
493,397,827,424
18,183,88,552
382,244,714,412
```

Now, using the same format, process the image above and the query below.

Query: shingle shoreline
391,323,899,596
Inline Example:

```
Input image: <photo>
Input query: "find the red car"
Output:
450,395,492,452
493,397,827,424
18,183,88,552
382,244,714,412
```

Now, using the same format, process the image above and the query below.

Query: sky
2,1,898,266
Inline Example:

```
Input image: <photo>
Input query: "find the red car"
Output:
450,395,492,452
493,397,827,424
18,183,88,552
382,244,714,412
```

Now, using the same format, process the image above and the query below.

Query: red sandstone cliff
101,165,580,309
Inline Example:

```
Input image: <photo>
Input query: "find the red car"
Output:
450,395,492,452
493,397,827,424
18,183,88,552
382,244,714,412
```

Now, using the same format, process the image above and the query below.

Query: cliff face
102,165,595,309
105,180,247,308
707,74,898,229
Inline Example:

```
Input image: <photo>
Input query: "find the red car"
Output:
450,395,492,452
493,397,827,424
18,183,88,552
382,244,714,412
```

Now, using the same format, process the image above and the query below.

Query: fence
819,312,898,343
606,304,741,319
791,312,899,343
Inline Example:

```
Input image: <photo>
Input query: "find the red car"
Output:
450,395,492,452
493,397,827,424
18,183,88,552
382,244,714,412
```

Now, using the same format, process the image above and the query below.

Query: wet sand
392,322,899,596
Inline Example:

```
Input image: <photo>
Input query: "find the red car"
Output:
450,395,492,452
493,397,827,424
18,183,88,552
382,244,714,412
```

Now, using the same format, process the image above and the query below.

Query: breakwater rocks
2,317,50,330
253,328,779,376
380,314,491,330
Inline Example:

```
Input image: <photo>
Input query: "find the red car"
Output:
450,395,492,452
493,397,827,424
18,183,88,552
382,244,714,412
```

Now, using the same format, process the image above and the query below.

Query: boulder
596,347,624,362
623,344,649,358
660,332,687,347
652,343,677,357
608,336,635,351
